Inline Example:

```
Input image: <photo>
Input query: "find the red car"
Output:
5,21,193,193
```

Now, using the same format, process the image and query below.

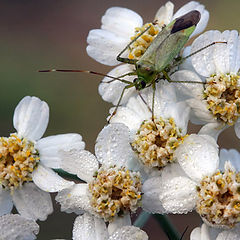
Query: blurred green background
0,0,239,239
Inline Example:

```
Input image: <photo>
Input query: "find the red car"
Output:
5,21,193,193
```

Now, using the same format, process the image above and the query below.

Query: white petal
171,70,204,98
0,214,39,240
232,37,240,73
190,224,214,240
159,175,197,214
56,183,92,215
13,96,49,141
32,164,74,192
154,1,174,25
173,1,209,38
216,228,240,240
0,187,13,216
60,149,99,183
101,7,143,38
99,64,136,105
87,30,128,66
95,123,134,167
165,101,190,134
198,122,226,141
12,182,53,221
108,214,131,236
108,226,148,240
219,149,240,172
73,213,108,240
190,226,201,240
142,177,165,214
235,120,240,139
174,134,219,183
191,30,233,77
187,98,215,124
213,30,239,74
36,133,85,169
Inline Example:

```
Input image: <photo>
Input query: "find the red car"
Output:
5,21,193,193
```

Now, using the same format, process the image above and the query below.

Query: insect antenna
39,69,135,85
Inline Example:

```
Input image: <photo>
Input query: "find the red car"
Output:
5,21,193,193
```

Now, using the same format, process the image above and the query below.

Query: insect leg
173,41,227,67
117,24,153,64
151,80,156,122
137,91,152,113
162,70,205,84
108,84,135,123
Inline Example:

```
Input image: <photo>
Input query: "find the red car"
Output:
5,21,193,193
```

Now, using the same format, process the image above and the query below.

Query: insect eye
133,78,138,83
136,64,141,69
141,81,146,88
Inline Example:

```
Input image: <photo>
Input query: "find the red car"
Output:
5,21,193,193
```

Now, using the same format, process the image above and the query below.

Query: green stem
54,169,81,181
134,211,151,228
154,214,181,240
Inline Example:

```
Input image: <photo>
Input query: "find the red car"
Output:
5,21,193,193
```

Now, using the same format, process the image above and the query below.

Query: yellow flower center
88,166,142,222
131,117,186,169
128,22,160,60
0,134,39,190
197,168,240,228
204,73,240,125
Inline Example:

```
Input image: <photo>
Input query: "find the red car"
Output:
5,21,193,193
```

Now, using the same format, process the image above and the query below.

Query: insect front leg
108,84,135,123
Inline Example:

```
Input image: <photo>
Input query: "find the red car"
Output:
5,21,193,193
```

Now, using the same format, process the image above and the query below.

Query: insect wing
154,10,200,71
139,26,171,65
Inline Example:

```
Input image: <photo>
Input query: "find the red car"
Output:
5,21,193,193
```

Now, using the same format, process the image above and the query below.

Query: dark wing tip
171,10,201,34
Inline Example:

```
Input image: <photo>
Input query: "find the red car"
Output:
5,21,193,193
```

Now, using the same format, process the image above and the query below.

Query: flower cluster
2,1,240,240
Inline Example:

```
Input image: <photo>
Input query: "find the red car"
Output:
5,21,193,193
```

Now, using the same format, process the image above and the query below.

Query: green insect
40,10,223,121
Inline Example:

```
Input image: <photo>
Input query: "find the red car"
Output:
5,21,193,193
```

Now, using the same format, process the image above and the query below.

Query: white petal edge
0,214,39,240
73,213,108,240
36,133,85,169
32,163,74,192
13,96,49,141
12,182,53,221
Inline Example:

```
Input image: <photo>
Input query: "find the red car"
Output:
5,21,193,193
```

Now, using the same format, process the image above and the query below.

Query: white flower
56,123,166,233
172,30,240,139
72,213,148,240
87,1,209,106
155,134,240,229
0,214,39,240
109,82,190,176
0,96,84,221
191,223,240,240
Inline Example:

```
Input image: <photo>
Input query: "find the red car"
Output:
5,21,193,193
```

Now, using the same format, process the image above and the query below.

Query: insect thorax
134,60,158,90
